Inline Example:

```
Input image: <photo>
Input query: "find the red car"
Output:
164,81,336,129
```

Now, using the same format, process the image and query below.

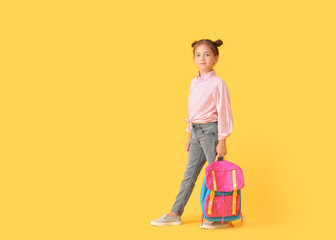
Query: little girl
151,39,234,227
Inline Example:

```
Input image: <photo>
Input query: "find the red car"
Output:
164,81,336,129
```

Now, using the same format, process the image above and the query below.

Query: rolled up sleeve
215,82,233,140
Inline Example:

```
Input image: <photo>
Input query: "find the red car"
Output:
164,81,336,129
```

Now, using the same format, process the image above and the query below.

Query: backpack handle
216,155,226,161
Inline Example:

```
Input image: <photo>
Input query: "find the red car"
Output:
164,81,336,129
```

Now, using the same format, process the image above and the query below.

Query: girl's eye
195,53,210,57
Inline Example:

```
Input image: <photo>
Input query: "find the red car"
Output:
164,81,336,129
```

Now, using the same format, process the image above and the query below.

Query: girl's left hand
216,139,227,157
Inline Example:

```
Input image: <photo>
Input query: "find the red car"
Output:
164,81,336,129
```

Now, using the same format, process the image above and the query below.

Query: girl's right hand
186,133,192,152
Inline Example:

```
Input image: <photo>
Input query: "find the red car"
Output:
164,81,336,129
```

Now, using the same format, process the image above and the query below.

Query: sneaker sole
200,223,230,229
151,221,182,226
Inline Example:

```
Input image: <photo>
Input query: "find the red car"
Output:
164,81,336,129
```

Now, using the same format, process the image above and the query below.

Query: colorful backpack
200,156,245,227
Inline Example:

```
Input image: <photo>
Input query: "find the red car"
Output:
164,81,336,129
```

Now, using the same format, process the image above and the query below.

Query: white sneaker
151,213,182,226
200,221,230,229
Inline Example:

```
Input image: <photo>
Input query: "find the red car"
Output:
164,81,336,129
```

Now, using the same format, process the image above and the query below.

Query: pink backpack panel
205,160,245,192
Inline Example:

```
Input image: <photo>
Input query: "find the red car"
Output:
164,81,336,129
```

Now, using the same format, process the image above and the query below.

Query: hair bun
214,39,223,47
191,40,198,48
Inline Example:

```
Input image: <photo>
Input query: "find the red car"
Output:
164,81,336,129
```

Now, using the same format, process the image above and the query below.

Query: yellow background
1,0,335,239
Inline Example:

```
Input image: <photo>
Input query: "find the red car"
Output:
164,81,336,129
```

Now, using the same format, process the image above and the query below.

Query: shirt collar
196,69,216,80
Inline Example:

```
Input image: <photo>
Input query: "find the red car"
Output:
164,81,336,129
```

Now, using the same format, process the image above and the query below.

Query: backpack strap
228,212,244,227
211,170,217,191
207,190,215,215
232,169,237,215
201,201,206,226
207,170,217,215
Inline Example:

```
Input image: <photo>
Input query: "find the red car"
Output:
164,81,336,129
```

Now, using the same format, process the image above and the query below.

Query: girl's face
194,44,218,72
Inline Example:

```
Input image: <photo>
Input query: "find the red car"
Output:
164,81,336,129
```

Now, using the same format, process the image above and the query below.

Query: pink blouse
184,69,234,140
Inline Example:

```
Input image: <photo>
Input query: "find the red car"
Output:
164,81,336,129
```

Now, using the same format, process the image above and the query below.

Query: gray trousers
171,121,219,216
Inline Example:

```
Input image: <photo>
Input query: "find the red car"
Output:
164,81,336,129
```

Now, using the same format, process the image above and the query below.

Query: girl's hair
191,39,223,57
